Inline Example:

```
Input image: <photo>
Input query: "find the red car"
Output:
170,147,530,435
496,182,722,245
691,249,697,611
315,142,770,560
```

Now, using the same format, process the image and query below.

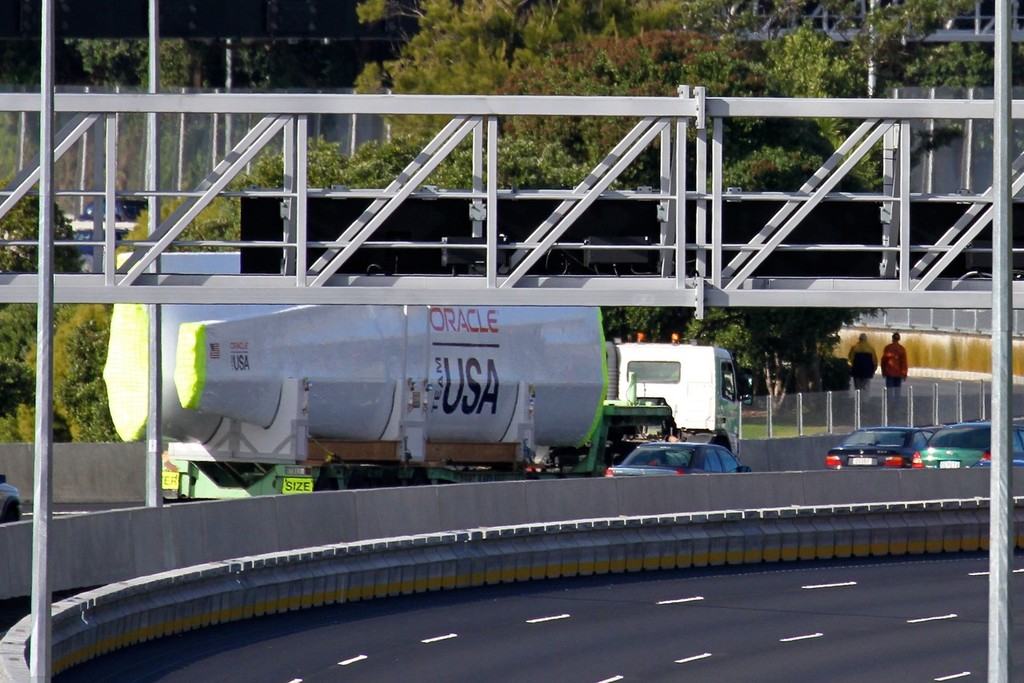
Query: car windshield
625,446,695,467
843,430,909,447
929,426,989,449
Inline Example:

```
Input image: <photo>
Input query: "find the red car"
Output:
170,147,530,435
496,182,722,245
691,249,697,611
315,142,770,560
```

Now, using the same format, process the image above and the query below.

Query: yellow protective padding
174,322,206,411
102,303,149,441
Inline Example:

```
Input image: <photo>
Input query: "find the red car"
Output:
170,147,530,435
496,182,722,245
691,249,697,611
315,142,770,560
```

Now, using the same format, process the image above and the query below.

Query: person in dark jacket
847,333,878,392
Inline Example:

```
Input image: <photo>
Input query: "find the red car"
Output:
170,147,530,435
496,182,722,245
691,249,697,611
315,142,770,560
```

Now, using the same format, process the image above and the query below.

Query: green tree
0,305,36,361
685,307,866,402
601,307,692,344
54,305,117,442
0,357,33,418
847,0,979,93
239,134,588,191
0,194,82,273
765,25,861,99
902,42,994,88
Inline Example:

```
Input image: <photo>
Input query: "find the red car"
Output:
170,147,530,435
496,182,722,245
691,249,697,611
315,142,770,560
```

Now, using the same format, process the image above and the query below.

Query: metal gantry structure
2,88,1023,310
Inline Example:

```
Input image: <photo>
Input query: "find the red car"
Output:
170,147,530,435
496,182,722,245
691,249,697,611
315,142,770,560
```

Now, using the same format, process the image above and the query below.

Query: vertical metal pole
18,110,26,167
282,119,296,277
225,38,233,154
472,122,484,240
797,393,804,436
956,380,963,423
103,116,118,282
350,113,358,157
990,0,1014,677
881,388,888,427
486,116,498,289
982,379,988,420
766,399,773,439
855,389,861,430
176,101,185,191
89,118,103,273
826,391,833,434
907,385,914,427
866,0,878,96
932,383,939,427
30,0,55,677
295,116,308,283
675,86,689,290
146,0,163,510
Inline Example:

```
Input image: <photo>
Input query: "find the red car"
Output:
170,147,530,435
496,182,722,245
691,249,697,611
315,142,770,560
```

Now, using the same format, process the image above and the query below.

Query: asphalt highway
56,552,1023,683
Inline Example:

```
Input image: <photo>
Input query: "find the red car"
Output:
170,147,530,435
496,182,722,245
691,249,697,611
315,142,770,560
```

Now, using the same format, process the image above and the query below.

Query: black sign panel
3,0,383,40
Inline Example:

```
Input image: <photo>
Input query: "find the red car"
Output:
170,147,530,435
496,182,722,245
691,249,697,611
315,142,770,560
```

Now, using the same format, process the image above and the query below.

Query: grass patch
740,423,831,439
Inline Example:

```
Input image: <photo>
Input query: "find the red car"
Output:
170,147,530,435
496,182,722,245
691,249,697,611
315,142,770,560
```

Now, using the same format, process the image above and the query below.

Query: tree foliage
54,305,117,442
686,308,865,401
239,134,588,191
0,194,82,273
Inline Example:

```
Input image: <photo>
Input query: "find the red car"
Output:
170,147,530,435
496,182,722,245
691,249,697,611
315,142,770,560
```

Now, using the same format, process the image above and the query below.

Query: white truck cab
608,341,751,453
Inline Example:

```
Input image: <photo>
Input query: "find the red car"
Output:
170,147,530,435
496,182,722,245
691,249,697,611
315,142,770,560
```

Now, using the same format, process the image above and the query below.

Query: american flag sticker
209,343,220,359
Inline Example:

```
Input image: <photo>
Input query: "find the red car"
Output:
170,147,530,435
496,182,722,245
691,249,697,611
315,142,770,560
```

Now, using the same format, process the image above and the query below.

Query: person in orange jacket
881,332,909,401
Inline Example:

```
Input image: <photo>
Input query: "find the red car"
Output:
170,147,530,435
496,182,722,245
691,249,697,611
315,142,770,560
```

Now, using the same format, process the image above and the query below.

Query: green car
912,422,1024,469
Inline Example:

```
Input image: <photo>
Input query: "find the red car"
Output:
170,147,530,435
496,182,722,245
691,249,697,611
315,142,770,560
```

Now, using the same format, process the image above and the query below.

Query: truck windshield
626,361,681,383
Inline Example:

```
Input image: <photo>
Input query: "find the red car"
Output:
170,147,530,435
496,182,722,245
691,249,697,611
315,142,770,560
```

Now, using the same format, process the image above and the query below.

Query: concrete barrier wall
737,434,837,472
3,498,1016,681
0,436,837,504
0,467,1011,601
0,443,145,504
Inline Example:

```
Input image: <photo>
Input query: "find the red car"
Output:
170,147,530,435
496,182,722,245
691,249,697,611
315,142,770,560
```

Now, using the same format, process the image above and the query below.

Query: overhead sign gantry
1,88,1022,309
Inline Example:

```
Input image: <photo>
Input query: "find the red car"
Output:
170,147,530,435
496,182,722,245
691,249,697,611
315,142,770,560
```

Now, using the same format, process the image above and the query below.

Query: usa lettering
230,354,250,371
433,356,499,414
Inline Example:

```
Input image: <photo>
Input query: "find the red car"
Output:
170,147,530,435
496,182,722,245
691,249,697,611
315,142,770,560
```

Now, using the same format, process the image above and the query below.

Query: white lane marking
657,596,704,605
802,581,857,590
908,614,957,624
421,633,458,643
286,679,302,683
934,672,971,681
526,613,571,624
675,652,713,664
338,655,368,666
780,632,823,642
969,569,1024,576
596,677,624,683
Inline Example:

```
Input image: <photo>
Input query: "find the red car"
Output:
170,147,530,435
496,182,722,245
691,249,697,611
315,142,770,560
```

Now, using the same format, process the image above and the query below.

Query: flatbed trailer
161,402,675,499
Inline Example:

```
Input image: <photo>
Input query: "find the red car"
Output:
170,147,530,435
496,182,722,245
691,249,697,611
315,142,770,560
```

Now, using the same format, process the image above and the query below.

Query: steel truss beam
2,90,1023,309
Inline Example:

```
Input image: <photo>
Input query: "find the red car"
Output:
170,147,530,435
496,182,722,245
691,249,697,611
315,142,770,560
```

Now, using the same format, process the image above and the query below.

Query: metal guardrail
859,308,1024,336
2,496,1018,680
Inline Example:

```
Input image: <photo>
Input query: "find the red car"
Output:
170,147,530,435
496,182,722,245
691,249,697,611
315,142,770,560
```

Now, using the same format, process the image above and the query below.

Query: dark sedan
0,474,21,523
605,442,751,477
825,426,935,469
